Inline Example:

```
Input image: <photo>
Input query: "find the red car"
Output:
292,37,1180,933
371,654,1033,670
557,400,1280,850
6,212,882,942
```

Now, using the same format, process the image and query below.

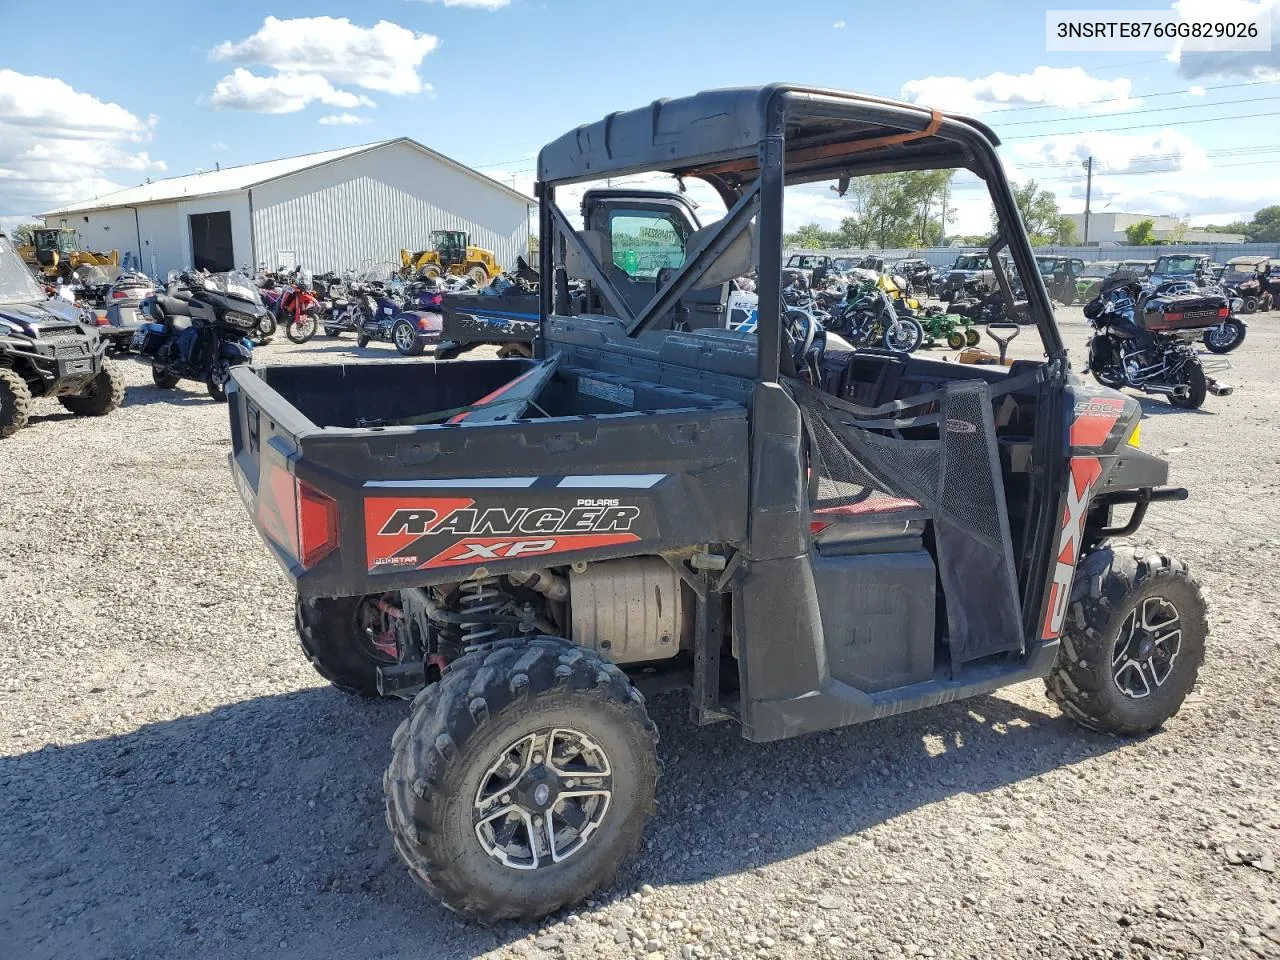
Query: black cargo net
792,378,1025,664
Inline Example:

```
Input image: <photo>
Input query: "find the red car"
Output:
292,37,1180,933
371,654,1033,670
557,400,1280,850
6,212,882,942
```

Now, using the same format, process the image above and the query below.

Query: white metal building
1065,212,1246,246
41,139,534,277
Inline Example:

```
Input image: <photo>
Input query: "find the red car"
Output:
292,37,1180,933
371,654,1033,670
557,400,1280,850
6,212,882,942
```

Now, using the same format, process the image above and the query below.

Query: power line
1004,109,1280,140
977,77,1277,117
994,92,1280,128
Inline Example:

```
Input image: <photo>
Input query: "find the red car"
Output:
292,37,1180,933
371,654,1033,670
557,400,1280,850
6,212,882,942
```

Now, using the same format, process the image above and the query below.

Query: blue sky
2,0,1279,235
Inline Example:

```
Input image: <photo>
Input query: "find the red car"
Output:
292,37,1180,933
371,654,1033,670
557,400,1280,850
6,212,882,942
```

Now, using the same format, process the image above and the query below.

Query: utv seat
811,498,927,555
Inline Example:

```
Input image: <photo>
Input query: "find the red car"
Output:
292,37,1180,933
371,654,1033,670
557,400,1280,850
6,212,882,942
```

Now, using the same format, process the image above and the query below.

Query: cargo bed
227,359,749,598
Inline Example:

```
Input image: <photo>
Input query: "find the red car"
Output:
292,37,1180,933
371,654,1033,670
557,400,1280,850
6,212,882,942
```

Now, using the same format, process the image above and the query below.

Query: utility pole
1082,156,1094,246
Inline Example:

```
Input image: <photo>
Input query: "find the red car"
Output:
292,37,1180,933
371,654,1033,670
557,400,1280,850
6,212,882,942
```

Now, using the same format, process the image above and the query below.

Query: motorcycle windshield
0,236,48,305
360,261,399,283
72,265,111,287
205,271,263,306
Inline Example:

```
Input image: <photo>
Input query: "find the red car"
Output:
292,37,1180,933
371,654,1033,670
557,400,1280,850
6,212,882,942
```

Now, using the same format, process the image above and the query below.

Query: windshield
1154,255,1202,275
204,271,262,305
72,265,110,286
0,236,48,304
361,261,399,282
952,255,988,271
831,258,858,272
1080,263,1116,278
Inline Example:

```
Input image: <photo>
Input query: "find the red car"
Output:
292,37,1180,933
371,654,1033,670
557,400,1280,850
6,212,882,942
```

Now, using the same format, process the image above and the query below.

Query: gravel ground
2,316,1278,960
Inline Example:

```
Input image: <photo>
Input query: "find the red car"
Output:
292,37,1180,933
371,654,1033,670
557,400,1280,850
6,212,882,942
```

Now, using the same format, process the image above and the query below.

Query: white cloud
1010,129,1209,179
1169,0,1279,78
0,69,165,219
209,17,438,115
412,0,511,8
901,66,1141,115
833,20,846,28
1188,85,1207,96
212,17,438,95
211,140,229,151
210,69,375,113
319,113,372,126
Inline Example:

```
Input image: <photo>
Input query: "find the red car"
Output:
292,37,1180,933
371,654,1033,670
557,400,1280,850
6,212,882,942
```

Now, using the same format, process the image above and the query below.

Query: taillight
297,480,339,568
111,289,128,299
1218,306,1230,317
428,294,442,307
257,462,339,569
95,312,110,326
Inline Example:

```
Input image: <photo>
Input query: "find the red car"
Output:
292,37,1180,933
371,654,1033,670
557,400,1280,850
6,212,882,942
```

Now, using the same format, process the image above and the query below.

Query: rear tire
0,367,33,438
357,332,371,348
467,265,490,288
384,637,659,923
393,319,426,356
946,331,966,350
58,361,124,417
296,594,398,697
1169,359,1207,409
1046,547,1206,735
965,328,981,347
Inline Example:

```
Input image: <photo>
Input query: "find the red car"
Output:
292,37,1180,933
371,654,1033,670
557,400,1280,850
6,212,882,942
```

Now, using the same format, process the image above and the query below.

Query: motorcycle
1082,276,1234,410
356,280,445,356
133,270,267,401
101,270,156,355
1150,276,1248,355
829,282,925,353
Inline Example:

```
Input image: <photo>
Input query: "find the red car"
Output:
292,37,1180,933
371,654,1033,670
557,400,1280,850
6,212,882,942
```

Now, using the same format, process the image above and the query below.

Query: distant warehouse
41,138,534,277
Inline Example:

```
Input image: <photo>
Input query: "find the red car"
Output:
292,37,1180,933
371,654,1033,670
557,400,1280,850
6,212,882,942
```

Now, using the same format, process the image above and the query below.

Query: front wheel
467,265,490,288
206,359,237,402
58,361,124,417
384,637,659,923
286,314,318,344
946,330,966,350
392,318,425,356
152,366,181,389
0,367,33,438
1046,547,1206,735
356,331,372,348
883,317,924,353
1241,295,1258,314
965,327,981,347
1203,318,1246,354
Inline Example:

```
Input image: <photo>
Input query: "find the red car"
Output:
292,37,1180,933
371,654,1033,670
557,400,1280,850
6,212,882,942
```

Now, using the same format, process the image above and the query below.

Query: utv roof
1226,255,1269,265
537,83,999,186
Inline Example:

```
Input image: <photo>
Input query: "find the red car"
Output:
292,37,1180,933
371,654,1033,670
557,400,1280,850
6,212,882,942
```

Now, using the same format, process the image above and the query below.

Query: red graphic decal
421,533,640,569
449,368,537,424
1069,396,1126,448
1041,457,1103,640
364,497,474,571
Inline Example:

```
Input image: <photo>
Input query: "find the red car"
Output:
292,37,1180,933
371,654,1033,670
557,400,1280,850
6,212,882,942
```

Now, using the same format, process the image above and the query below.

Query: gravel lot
2,315,1278,960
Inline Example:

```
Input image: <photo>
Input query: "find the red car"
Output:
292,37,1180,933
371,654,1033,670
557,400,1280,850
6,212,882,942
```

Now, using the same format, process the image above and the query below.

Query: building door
189,212,234,272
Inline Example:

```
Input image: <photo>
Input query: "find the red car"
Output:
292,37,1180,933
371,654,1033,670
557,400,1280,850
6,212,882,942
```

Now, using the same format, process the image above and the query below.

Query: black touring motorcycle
226,85,1210,923
1083,273,1233,409
134,270,268,401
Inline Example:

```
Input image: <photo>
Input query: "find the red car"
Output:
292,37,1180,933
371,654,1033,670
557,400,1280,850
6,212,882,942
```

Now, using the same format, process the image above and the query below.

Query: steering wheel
783,306,825,381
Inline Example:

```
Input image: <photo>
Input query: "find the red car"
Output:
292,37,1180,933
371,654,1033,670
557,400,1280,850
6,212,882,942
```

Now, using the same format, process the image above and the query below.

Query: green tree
1125,218,1156,245
785,222,842,248
1203,220,1248,235
995,180,1062,244
11,222,41,246
1053,216,1078,245
1246,205,1280,242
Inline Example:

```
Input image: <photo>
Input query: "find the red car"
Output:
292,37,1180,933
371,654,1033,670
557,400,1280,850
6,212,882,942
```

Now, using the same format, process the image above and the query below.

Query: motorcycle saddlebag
1142,293,1229,332
132,321,167,353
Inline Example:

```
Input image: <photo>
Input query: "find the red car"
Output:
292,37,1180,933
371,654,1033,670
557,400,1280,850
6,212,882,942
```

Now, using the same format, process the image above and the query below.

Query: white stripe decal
557,474,666,489
364,478,539,489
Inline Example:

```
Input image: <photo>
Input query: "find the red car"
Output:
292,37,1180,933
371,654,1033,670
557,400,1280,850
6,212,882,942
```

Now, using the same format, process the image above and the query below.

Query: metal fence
784,242,1280,270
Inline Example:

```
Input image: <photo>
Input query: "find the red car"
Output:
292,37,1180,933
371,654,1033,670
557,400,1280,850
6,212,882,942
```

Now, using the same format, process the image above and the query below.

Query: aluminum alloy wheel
394,322,417,352
473,727,612,871
1112,596,1182,700
1206,322,1240,350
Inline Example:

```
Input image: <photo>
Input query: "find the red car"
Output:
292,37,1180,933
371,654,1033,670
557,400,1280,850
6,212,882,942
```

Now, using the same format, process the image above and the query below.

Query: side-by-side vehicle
226,84,1208,922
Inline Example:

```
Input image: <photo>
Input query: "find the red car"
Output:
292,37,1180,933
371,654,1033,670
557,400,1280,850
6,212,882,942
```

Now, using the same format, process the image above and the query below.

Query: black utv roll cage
535,83,1067,375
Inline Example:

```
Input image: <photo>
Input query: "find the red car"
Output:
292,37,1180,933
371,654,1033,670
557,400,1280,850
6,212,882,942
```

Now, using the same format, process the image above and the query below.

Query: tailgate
227,365,749,598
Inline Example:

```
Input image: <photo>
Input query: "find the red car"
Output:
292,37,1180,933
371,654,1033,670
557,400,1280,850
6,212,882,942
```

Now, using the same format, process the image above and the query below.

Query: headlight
223,311,258,329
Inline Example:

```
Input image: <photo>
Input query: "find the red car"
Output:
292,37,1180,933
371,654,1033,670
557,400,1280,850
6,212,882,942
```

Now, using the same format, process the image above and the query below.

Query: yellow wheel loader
399,230,501,287
19,228,119,281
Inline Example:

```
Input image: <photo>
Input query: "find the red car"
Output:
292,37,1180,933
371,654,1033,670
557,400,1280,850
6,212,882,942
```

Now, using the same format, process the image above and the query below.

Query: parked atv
226,85,1208,925
0,234,123,437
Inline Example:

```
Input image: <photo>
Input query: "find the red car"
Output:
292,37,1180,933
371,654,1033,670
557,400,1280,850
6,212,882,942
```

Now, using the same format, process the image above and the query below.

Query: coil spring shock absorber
459,576,504,646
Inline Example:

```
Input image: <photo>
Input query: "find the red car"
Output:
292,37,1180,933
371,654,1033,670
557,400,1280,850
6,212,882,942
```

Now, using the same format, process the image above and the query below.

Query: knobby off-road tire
384,637,659,923
152,367,181,389
58,360,124,417
1046,546,1207,735
295,594,395,697
0,367,33,438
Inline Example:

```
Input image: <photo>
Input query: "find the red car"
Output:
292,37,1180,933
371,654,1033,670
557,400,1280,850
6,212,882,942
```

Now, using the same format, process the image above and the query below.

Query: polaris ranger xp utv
226,84,1207,923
